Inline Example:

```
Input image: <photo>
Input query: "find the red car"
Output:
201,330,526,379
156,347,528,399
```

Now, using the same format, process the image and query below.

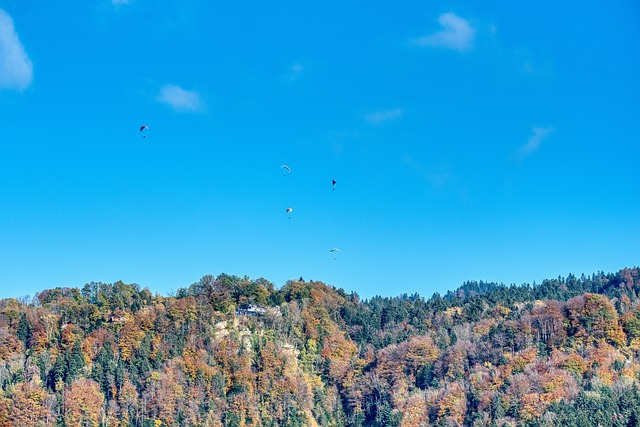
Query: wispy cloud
0,9,33,91
286,62,304,81
402,155,452,189
156,84,205,113
515,48,535,74
328,129,361,157
514,47,553,77
365,108,403,125
517,127,554,159
411,12,475,52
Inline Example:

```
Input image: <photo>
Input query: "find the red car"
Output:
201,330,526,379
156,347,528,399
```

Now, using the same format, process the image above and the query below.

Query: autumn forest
2,268,640,426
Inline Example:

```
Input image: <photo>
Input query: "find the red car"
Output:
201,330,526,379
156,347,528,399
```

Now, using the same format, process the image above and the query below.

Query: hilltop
1,267,640,426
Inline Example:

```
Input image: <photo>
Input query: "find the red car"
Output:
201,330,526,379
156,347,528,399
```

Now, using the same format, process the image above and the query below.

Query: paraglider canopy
281,165,291,175
140,125,149,138
285,207,293,219
329,248,341,260
332,179,337,190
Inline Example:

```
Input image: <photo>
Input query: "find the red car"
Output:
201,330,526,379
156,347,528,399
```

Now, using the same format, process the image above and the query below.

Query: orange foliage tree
566,294,626,346
64,378,105,427
10,382,55,427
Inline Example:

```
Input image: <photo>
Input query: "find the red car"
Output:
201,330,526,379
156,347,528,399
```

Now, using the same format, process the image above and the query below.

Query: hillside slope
1,268,640,426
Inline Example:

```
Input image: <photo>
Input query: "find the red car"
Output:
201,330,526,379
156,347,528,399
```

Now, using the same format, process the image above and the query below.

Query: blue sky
0,1,638,300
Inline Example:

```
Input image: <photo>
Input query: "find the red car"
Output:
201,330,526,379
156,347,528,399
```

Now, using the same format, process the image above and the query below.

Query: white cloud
0,9,33,91
365,108,403,125
515,48,534,74
518,127,553,158
286,62,304,81
412,12,475,52
514,47,553,77
402,155,451,189
156,84,204,113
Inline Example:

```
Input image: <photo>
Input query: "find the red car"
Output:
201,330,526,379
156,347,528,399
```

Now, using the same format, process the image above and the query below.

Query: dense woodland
2,267,640,426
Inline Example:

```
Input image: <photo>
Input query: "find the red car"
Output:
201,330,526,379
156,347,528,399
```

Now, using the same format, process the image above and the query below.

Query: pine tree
491,392,505,421
65,341,86,384
91,341,116,399
48,354,67,391
16,313,31,349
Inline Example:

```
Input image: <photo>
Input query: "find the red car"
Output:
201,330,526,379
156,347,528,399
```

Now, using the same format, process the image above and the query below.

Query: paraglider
286,207,293,219
332,179,337,190
140,125,149,138
281,165,291,176
329,248,341,260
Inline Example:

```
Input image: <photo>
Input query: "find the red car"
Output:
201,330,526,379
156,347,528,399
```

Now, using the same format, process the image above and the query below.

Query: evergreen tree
91,341,116,399
48,354,67,391
65,340,85,384
16,313,31,349
491,393,505,421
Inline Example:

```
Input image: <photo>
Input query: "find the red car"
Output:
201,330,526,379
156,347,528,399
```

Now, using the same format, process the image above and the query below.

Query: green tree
16,312,32,349
66,340,86,384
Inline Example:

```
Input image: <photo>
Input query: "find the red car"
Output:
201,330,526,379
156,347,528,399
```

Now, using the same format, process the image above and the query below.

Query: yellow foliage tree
64,378,105,427
10,382,54,427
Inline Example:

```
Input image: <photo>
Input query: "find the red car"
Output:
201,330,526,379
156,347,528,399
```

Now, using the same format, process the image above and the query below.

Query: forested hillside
1,268,640,426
